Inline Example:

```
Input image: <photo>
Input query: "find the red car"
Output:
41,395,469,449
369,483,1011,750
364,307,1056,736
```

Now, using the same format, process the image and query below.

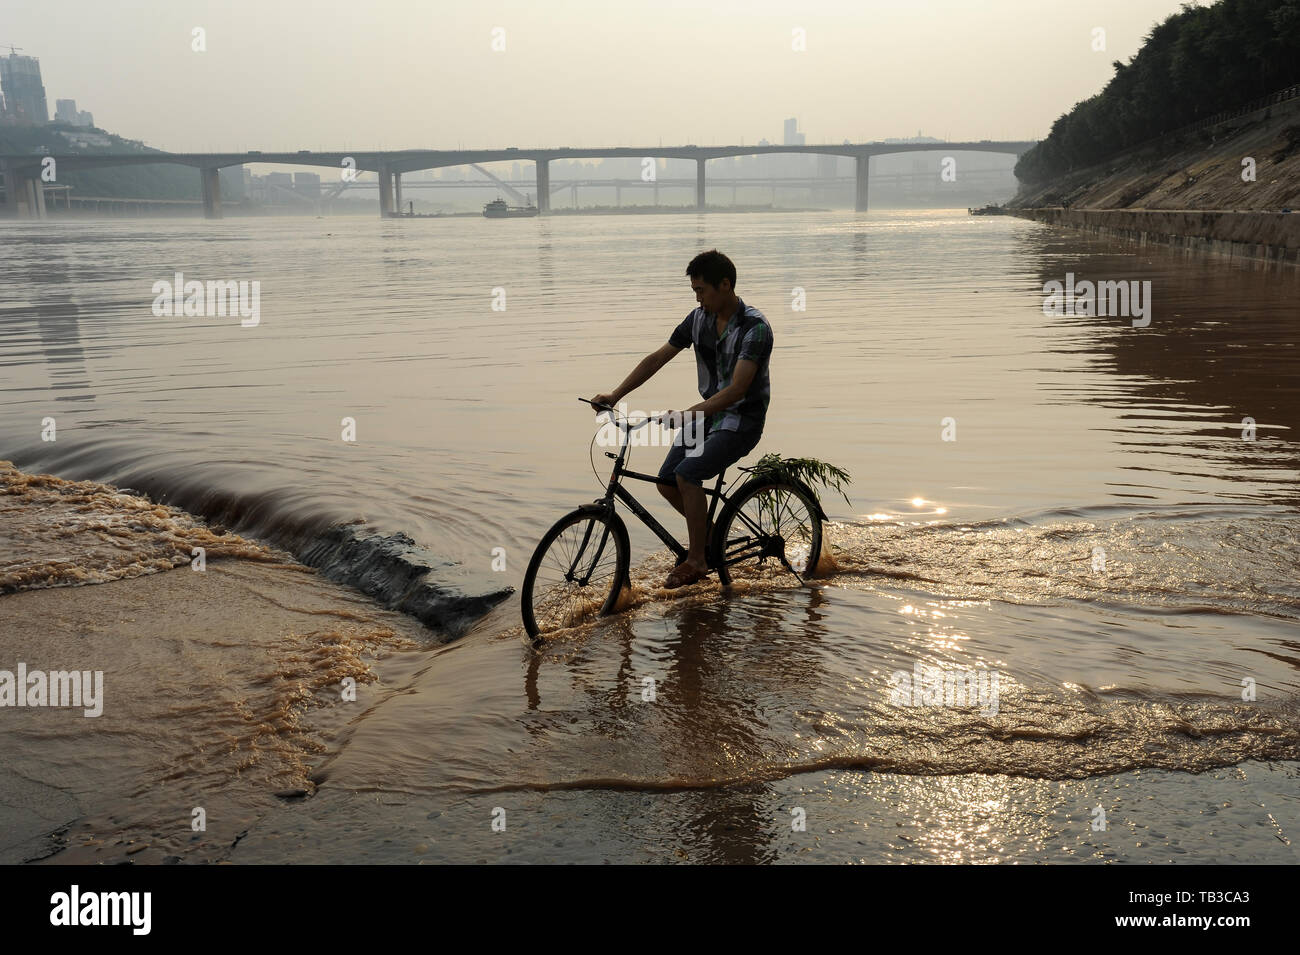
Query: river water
1,209,1298,863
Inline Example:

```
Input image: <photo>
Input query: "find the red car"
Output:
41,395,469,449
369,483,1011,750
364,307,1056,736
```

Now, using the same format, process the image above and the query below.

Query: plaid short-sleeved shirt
668,297,773,436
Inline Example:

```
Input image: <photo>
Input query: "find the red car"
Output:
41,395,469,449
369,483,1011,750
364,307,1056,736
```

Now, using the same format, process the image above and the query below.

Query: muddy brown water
1,210,1297,862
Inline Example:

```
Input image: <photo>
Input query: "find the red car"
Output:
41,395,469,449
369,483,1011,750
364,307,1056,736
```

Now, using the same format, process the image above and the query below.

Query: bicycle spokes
566,515,610,585
726,486,816,572
531,518,621,630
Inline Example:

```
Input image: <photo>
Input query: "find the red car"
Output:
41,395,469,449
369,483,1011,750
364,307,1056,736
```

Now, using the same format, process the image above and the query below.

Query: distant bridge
334,171,1017,209
0,141,1036,219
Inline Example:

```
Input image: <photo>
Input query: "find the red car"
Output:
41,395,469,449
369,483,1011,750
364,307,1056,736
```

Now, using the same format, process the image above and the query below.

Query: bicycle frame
585,402,728,553
604,457,728,566
546,401,812,601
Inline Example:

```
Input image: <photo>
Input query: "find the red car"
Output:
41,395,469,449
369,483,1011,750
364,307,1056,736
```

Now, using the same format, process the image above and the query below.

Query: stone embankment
1009,89,1300,267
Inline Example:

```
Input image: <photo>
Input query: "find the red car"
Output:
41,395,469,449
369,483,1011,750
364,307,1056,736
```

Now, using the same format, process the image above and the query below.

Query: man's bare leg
677,476,709,574
657,480,685,516
658,479,712,572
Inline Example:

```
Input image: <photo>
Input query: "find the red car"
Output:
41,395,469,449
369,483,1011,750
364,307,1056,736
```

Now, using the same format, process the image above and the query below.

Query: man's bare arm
591,342,682,407
676,358,758,419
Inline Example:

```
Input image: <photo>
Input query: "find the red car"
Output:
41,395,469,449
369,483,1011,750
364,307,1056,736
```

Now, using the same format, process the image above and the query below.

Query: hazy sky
9,0,1194,152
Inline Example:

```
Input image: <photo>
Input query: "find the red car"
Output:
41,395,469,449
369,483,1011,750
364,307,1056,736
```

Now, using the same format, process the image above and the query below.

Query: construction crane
0,45,24,55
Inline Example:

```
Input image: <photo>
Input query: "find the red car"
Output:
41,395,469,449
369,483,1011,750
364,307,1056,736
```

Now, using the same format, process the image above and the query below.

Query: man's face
691,277,730,315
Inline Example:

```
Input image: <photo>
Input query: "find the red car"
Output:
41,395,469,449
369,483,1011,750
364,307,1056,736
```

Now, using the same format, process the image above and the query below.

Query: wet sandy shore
0,460,435,864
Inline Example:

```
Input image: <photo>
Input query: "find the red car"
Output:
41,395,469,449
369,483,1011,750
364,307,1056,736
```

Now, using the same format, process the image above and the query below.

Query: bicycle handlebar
580,397,654,431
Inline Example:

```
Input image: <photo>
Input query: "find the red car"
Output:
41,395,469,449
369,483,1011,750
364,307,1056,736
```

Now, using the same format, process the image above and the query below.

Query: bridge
0,141,1036,219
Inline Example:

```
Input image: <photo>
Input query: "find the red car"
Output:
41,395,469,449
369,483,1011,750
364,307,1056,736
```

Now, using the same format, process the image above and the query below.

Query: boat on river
483,197,539,218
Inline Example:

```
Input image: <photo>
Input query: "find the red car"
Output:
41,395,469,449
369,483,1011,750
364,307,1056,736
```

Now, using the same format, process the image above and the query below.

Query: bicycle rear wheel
710,480,822,587
522,506,630,641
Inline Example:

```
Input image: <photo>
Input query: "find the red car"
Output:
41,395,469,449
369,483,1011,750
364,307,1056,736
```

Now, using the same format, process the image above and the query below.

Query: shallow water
1,210,1297,861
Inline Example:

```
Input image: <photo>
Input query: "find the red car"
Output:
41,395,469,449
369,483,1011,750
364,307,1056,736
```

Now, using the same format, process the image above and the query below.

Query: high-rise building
53,98,92,126
0,53,49,123
783,118,805,146
54,98,94,127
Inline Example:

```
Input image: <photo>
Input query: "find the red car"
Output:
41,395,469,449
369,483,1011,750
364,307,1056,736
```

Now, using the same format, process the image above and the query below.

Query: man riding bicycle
590,249,773,589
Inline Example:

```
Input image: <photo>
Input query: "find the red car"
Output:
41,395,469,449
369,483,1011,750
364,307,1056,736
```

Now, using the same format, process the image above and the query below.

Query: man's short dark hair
686,249,737,291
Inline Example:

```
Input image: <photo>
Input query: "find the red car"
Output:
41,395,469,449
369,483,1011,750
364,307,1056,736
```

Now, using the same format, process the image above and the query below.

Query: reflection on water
2,211,1297,862
2,213,1296,556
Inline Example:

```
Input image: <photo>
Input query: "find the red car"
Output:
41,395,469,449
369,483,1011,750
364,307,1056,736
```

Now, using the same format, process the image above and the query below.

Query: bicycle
520,398,826,643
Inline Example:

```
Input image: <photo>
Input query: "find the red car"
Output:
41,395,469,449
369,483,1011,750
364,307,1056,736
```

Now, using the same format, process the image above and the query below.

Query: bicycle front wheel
710,480,822,588
522,506,630,641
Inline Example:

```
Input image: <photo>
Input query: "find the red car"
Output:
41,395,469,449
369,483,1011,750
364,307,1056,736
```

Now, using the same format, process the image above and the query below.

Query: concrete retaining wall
1010,208,1300,268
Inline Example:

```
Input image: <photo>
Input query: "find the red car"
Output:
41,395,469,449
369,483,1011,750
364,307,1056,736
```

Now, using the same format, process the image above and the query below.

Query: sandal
664,564,709,589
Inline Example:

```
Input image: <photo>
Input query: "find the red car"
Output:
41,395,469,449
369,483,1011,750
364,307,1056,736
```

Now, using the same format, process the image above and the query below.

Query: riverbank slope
1008,93,1300,266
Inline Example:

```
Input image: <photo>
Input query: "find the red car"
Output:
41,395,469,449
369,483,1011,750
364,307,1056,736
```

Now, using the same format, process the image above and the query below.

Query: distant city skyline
6,0,1195,152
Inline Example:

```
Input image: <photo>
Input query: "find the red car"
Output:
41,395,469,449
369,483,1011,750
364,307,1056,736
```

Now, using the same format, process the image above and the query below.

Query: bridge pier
394,172,403,215
200,166,223,219
1,161,48,219
377,164,395,217
535,159,549,215
1,161,14,216
696,159,706,210
855,154,870,212
30,175,47,218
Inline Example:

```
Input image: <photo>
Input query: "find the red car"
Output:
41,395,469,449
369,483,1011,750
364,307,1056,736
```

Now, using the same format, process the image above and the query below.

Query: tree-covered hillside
1016,0,1300,183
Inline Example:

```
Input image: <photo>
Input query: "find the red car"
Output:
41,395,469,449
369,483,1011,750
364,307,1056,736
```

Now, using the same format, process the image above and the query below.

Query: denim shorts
657,422,762,487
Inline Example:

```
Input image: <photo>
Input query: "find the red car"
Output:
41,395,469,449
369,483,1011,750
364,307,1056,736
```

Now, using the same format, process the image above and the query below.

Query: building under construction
0,50,49,124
